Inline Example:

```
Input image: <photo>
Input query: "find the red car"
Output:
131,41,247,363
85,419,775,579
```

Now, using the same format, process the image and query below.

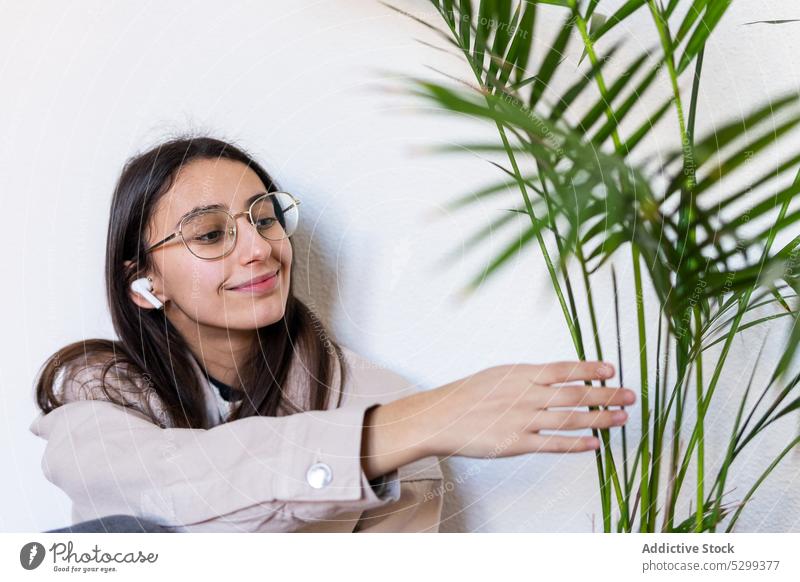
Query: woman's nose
233,214,274,258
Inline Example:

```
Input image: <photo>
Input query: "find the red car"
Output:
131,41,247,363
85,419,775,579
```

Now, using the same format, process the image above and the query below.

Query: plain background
1,0,799,532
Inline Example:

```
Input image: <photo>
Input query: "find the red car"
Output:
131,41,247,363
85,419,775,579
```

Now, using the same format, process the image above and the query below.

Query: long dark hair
34,134,346,428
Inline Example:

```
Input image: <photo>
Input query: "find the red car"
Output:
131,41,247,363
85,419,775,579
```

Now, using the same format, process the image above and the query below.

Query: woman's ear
123,259,167,310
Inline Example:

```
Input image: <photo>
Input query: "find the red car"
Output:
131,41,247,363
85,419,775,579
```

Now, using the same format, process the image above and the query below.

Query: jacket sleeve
353,455,444,532
337,346,445,533
29,397,402,532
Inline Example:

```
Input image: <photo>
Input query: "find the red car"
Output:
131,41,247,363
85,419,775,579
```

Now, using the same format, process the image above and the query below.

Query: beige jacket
29,345,444,532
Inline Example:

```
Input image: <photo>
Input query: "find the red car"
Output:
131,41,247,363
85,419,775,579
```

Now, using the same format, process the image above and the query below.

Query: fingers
539,385,636,408
531,360,615,385
526,433,600,453
532,409,629,431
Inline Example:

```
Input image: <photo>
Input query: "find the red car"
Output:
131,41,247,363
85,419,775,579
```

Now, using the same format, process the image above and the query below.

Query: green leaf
619,97,674,155
529,13,575,109
548,41,622,123
677,0,732,74
592,53,663,146
673,0,710,47
501,2,536,87
690,150,800,227
459,0,473,49
462,218,546,295
693,114,800,201
774,278,800,379
590,0,648,42
488,2,520,83
585,231,629,263
473,0,493,71
702,311,798,353
716,171,800,235
660,92,799,200
435,201,546,268
576,51,650,135
441,176,539,211
672,498,731,532
665,0,681,18
743,19,800,26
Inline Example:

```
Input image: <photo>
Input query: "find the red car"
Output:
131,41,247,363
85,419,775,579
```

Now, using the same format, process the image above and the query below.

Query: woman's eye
256,217,277,228
195,231,224,243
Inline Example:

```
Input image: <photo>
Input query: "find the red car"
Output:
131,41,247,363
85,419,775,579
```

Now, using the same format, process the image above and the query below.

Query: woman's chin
220,286,288,327
243,305,286,329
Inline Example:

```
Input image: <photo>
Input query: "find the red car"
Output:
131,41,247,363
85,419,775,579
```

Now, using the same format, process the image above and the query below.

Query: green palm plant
387,0,800,532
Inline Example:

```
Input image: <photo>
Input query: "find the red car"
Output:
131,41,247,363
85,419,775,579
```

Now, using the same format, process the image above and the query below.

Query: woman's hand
413,360,635,458
361,360,635,480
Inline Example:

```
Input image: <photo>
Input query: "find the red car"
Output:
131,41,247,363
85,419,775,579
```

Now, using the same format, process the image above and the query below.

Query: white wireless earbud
131,277,164,310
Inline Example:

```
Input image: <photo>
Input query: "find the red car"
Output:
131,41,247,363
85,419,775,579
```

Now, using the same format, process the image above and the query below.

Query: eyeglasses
144,192,301,260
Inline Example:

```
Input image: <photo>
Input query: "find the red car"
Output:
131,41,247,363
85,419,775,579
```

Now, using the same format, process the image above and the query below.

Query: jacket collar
185,350,236,426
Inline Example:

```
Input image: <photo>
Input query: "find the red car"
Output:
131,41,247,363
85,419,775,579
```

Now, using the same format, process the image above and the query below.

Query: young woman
30,136,635,533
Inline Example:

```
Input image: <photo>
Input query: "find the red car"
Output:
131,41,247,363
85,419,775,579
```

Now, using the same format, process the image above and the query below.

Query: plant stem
632,244,652,531
688,39,706,536
693,304,705,532
650,310,671,529
647,310,666,531
612,266,631,504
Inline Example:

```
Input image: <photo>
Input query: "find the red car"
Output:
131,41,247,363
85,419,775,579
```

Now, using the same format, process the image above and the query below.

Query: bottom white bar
2,533,799,581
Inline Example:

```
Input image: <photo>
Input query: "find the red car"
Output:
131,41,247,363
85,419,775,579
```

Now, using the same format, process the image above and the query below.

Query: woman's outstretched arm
361,360,636,478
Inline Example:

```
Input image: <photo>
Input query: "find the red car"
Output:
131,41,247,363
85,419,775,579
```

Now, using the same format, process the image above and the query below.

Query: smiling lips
228,270,280,292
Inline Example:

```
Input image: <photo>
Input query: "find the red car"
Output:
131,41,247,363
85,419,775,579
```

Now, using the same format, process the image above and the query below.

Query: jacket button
306,462,333,489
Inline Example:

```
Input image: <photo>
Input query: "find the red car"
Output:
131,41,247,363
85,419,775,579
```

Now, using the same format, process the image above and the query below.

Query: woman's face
127,158,293,336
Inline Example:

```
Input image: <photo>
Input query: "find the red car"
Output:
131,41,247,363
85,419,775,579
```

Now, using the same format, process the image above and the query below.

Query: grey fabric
45,514,181,533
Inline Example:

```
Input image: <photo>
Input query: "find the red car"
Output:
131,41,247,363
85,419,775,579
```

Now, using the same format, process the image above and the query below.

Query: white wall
1,0,799,532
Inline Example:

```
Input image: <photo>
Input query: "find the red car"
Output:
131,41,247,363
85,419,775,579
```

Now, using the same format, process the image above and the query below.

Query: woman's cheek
190,265,225,302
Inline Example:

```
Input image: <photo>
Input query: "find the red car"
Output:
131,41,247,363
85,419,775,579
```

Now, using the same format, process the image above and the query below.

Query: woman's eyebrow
174,191,268,228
